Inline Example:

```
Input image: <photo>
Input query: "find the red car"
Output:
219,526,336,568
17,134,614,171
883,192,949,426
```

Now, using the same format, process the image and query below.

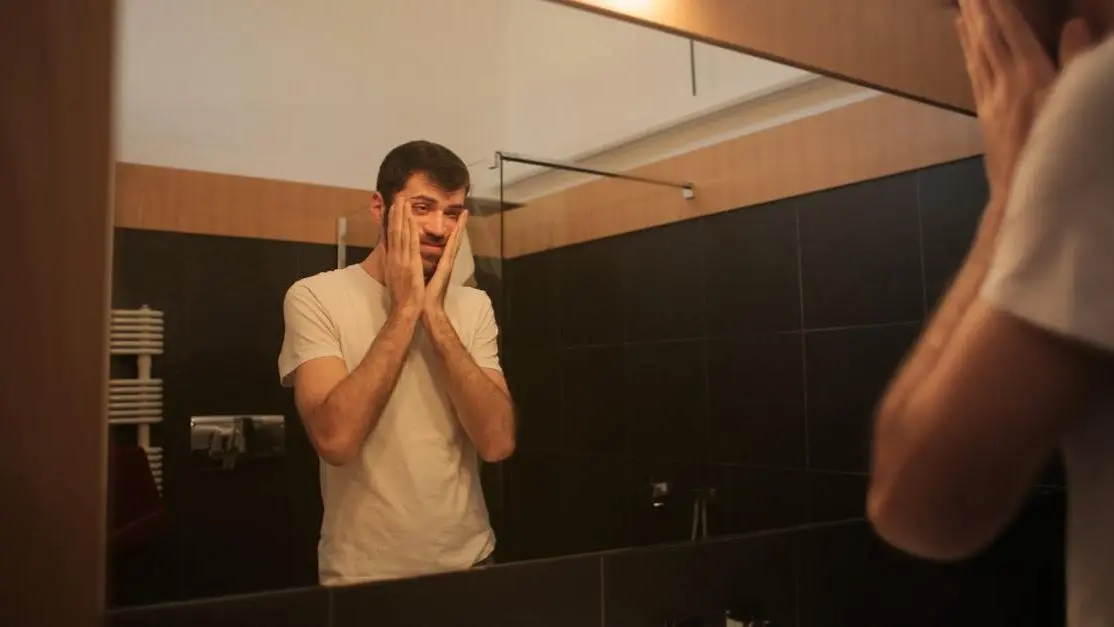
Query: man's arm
292,305,419,466
869,6,1114,560
424,302,515,462
283,196,426,466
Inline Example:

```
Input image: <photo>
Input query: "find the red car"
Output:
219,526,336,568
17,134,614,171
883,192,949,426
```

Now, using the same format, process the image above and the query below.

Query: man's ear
370,191,385,222
370,191,387,247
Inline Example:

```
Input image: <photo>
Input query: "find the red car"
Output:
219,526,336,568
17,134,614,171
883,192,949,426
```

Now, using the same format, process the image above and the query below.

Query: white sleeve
278,282,344,387
980,40,1114,352
468,292,502,373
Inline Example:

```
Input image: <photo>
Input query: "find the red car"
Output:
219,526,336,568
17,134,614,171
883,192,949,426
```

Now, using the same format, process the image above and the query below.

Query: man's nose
425,212,447,238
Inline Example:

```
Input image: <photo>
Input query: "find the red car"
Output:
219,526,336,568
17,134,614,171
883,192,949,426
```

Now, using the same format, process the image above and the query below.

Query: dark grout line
801,320,923,334
598,557,607,627
915,171,930,318
794,205,810,472
535,318,926,354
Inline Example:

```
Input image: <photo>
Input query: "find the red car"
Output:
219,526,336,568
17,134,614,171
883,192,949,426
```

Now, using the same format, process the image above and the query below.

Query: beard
421,255,440,283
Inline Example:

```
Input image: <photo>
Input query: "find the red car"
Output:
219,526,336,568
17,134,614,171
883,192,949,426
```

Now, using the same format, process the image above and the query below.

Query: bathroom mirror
106,0,985,608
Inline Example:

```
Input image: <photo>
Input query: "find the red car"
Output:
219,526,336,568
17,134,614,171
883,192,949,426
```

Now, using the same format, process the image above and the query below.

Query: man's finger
964,0,1009,73
986,0,1046,63
387,195,405,251
447,212,469,260
431,213,469,287
957,15,987,102
409,212,423,275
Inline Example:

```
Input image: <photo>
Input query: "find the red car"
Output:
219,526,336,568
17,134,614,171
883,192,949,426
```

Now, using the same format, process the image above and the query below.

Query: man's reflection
278,141,515,585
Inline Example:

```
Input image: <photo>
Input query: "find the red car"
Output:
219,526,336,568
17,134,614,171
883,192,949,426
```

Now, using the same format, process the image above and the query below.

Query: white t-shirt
277,264,500,585
981,36,1114,627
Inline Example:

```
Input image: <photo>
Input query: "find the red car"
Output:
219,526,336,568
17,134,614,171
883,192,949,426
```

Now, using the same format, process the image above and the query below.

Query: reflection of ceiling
115,0,818,196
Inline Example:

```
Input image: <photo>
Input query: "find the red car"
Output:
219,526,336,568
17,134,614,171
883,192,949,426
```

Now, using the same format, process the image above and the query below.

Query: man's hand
422,211,469,321
383,195,425,318
957,0,1092,202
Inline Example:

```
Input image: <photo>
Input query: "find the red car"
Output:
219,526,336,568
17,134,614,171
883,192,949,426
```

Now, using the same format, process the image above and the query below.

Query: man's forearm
313,309,419,463
871,194,1007,517
424,311,515,462
877,194,1006,422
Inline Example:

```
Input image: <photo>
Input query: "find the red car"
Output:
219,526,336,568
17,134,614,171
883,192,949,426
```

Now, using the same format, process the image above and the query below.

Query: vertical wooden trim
0,1,114,626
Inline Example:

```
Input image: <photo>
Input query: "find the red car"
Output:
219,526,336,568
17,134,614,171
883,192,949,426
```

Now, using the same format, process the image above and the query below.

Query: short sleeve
468,292,502,373
980,40,1114,352
278,282,344,387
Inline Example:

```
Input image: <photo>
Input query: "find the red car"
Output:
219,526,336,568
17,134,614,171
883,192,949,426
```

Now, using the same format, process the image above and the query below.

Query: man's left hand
423,211,469,321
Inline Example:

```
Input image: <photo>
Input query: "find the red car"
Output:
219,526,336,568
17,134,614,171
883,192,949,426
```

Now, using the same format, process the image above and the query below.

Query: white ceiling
114,0,815,195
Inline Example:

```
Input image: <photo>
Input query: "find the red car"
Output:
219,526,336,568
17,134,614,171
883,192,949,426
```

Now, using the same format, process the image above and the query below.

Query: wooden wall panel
549,0,974,114
116,164,505,258
504,93,983,258
114,163,370,244
0,1,114,626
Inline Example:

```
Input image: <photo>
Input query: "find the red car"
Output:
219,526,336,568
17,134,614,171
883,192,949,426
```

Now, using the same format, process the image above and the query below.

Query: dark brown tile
561,345,627,454
504,251,559,349
625,340,707,463
707,333,806,467
555,238,625,347
332,553,602,627
917,157,988,310
504,347,562,453
108,586,327,627
702,200,802,335
503,451,577,560
704,464,808,537
797,173,924,328
807,471,868,523
602,533,797,627
621,220,705,341
805,323,920,472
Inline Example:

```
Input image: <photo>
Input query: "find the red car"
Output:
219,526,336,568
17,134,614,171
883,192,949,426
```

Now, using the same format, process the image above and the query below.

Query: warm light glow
599,0,653,13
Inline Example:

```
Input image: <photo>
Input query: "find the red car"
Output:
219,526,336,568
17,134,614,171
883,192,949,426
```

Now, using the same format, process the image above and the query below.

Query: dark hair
376,140,471,218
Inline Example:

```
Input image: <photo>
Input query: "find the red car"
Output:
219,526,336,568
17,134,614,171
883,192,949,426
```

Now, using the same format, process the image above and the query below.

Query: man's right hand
383,195,424,317
955,0,1093,202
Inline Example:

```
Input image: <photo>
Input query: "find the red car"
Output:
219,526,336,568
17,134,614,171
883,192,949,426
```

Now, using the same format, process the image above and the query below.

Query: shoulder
448,285,495,312
283,267,364,322
446,286,496,329
287,267,357,302
1037,37,1114,144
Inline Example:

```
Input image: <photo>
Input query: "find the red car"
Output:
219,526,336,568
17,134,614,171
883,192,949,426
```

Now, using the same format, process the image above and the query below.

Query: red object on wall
108,441,169,553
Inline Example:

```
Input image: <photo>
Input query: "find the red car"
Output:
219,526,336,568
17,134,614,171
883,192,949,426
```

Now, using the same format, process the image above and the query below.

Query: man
278,140,515,585
869,0,1114,625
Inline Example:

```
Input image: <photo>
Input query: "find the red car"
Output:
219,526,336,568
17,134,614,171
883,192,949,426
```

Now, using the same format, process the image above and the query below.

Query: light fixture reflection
600,0,654,13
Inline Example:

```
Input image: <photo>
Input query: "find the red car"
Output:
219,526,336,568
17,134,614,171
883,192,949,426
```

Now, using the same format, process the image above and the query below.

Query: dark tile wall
109,229,506,606
109,492,1066,627
109,229,336,606
499,156,1065,560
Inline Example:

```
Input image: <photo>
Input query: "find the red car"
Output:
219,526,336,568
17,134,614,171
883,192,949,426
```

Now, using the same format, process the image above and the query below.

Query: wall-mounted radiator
109,306,164,493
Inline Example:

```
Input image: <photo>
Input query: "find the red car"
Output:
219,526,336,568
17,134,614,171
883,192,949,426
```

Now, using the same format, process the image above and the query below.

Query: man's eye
412,204,430,213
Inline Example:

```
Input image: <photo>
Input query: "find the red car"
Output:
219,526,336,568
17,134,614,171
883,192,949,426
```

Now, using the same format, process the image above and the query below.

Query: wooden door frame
0,1,114,626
